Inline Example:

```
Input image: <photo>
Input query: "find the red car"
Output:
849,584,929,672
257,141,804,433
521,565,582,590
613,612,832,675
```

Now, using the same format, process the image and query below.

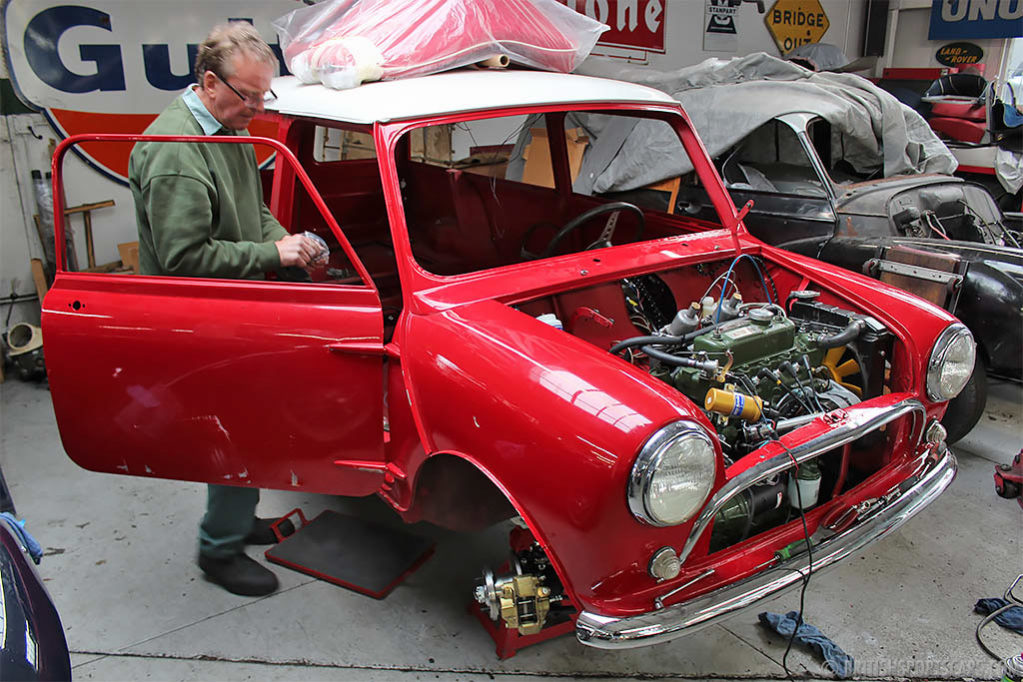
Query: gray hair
194,22,277,82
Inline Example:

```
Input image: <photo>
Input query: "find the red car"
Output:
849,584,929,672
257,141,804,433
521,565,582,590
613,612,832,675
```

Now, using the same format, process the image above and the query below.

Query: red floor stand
469,599,579,660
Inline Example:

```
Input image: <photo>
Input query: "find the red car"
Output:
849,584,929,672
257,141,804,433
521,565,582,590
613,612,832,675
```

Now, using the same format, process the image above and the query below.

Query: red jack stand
994,449,1023,509
469,599,578,659
469,524,580,659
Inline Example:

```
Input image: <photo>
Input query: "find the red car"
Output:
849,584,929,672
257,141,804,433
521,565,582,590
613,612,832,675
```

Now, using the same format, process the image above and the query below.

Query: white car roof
266,71,678,124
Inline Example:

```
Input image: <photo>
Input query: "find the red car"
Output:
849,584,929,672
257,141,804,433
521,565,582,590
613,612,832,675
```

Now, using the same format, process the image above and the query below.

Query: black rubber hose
815,319,864,349
640,345,708,368
609,335,684,355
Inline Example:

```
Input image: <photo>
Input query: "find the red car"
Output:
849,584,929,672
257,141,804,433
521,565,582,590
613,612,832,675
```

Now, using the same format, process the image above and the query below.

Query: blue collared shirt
182,86,224,136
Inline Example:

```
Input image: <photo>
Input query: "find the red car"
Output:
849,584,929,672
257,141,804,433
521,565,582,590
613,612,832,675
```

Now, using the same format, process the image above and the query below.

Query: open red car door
42,134,386,497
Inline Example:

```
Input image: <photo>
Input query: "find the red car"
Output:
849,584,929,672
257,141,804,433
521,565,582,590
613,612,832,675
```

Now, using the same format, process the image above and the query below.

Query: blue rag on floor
758,611,854,679
0,512,43,564
975,598,1023,634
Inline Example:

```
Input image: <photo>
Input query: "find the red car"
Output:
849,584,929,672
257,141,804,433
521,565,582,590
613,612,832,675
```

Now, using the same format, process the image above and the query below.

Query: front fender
954,260,1023,378
400,299,722,610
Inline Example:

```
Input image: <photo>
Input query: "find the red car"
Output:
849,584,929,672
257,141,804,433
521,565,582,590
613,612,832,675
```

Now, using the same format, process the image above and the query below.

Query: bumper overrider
576,397,956,649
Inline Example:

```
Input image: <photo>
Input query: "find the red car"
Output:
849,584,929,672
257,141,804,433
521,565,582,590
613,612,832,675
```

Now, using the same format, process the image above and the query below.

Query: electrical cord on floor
773,437,815,681
976,574,1023,660
976,602,1017,659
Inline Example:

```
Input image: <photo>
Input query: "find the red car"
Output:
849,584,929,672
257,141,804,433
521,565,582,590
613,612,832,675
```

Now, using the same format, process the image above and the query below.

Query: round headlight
628,421,717,526
926,323,975,401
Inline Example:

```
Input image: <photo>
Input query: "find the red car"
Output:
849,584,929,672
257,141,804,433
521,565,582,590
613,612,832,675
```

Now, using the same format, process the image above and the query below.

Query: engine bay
477,255,901,634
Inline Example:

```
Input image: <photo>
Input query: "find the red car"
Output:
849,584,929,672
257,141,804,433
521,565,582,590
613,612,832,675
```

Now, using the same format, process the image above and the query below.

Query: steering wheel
521,202,646,260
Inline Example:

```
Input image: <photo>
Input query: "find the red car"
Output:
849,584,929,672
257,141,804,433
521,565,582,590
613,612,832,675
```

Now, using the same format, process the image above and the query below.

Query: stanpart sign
2,0,298,183
559,0,665,53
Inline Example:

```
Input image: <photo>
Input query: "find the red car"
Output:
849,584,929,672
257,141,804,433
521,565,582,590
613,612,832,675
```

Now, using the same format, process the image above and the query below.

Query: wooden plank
521,128,588,189
64,199,114,215
30,258,48,300
83,261,121,273
117,241,140,274
645,177,681,214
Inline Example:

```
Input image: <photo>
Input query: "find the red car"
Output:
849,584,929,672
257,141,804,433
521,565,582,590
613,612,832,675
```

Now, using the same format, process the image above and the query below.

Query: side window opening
287,123,392,290
397,114,558,276
55,137,332,282
315,126,376,162
808,118,881,185
395,111,705,278
722,120,827,198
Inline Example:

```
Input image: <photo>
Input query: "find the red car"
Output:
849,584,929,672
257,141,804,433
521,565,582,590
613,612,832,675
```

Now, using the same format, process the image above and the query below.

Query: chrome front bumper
576,423,956,649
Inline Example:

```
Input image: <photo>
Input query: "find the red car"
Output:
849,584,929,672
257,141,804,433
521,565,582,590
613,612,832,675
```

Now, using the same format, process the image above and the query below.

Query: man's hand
275,233,323,268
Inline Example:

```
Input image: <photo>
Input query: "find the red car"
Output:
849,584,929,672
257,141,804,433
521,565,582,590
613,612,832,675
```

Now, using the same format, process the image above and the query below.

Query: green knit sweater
129,96,287,279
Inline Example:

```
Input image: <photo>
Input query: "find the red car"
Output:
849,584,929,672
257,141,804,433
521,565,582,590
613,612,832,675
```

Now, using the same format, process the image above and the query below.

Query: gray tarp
566,53,957,195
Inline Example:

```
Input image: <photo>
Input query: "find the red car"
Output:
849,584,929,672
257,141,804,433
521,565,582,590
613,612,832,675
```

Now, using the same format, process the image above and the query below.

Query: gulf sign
2,0,300,184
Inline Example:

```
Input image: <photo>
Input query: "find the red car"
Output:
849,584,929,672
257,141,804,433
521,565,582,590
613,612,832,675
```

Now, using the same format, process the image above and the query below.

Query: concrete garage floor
1,377,1020,681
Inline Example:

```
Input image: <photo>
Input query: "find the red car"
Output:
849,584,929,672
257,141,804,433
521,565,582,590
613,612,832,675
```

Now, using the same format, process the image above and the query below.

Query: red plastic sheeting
273,0,607,89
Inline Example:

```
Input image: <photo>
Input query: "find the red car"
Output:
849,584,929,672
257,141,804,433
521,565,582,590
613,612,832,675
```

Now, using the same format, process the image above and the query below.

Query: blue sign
929,0,1023,40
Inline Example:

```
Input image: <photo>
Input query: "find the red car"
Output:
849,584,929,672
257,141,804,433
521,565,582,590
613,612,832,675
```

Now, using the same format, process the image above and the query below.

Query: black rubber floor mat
265,510,435,599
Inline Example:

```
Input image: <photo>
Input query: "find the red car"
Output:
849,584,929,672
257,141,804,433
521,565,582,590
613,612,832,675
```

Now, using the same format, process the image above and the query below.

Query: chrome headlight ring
926,323,976,402
628,421,717,527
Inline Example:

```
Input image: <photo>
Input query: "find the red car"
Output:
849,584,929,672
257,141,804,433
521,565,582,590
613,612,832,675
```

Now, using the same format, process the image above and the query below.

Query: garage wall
884,0,1012,76
575,1,869,71
0,51,46,330
654,0,867,70
0,0,1010,339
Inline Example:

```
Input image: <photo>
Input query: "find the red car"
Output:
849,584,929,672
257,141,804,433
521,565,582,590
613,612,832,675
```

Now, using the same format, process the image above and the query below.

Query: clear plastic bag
272,0,607,90
301,230,330,264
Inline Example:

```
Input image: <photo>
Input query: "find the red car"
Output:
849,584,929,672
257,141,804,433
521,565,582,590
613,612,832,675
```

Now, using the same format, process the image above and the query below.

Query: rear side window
722,120,827,198
314,126,376,161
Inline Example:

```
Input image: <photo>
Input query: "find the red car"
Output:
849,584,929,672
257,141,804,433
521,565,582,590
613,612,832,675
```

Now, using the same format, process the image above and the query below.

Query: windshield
393,109,724,277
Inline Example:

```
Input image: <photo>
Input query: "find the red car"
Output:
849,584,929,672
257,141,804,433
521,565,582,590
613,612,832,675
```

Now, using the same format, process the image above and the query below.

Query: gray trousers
198,484,259,559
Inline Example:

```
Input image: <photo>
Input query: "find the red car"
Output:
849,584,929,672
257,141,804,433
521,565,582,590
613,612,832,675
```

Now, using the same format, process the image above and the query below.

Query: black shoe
198,553,279,596
244,517,295,545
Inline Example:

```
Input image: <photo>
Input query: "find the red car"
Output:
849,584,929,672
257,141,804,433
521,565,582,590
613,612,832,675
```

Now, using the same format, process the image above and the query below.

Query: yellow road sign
765,0,830,54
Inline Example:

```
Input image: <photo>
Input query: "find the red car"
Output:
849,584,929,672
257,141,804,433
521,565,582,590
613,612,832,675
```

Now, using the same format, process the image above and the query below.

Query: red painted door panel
42,275,385,496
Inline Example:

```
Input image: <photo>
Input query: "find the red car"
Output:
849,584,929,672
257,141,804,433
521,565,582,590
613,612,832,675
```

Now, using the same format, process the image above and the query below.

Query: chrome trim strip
678,398,926,564
575,446,955,649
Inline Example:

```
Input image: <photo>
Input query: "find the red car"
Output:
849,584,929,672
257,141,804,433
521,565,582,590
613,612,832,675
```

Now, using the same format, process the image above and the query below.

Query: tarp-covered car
575,54,1022,443
44,70,965,651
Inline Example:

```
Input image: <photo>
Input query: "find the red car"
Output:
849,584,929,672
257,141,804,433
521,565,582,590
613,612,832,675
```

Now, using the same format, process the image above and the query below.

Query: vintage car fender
393,238,957,615
396,297,724,610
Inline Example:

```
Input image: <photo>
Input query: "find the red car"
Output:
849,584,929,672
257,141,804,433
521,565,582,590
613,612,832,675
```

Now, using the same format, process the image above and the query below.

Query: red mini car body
43,71,967,649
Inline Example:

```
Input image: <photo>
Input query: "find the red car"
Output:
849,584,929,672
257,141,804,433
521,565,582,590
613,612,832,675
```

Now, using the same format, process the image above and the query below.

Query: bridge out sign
765,0,830,54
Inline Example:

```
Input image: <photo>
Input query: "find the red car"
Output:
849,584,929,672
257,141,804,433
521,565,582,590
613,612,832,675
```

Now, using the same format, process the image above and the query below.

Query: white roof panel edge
266,71,678,124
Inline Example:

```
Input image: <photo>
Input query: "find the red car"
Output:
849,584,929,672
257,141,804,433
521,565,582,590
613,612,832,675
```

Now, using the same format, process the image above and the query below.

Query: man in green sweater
129,22,320,596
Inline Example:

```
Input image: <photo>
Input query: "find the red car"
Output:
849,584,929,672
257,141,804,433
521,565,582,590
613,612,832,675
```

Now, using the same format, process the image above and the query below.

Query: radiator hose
815,319,864,349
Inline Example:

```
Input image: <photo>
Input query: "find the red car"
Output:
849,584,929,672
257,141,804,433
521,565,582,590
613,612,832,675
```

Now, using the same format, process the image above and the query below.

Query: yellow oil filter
704,388,763,421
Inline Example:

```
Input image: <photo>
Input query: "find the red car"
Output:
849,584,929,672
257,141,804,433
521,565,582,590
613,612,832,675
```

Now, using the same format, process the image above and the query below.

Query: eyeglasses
211,71,277,107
